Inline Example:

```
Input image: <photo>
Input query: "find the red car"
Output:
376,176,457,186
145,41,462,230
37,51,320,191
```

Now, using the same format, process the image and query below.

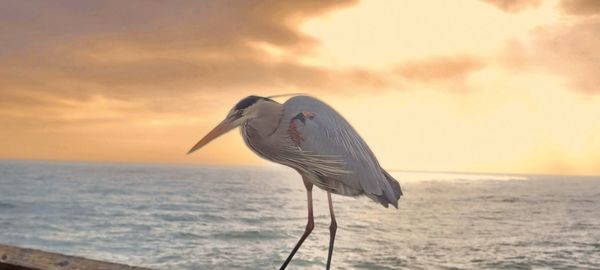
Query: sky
1,0,599,175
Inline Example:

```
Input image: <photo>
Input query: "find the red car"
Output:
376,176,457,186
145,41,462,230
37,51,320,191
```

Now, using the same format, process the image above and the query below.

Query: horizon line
1,158,598,178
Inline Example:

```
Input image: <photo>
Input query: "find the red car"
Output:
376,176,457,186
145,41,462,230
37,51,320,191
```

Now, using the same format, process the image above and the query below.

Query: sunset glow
1,0,599,175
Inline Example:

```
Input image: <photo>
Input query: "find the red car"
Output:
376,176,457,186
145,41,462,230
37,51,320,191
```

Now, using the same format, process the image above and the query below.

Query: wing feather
281,96,401,206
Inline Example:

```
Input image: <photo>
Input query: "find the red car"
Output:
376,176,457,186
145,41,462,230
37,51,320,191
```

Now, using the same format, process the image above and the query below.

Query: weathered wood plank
0,244,155,270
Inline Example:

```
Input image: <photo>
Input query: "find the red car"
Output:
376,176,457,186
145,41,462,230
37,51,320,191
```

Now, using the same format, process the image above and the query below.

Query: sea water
0,160,599,269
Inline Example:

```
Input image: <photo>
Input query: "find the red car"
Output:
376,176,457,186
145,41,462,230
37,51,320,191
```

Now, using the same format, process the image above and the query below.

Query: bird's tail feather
381,169,402,208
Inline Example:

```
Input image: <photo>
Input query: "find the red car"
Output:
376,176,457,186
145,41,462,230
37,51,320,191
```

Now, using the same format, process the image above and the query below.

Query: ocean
0,160,599,269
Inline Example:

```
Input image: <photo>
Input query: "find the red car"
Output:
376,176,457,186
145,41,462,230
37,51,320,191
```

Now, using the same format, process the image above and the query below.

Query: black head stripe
233,95,272,110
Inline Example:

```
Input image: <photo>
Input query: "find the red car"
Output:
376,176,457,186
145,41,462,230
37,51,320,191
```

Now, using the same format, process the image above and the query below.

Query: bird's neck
244,101,283,137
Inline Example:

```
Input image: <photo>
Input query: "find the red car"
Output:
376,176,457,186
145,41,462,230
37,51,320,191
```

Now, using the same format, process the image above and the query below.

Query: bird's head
187,95,274,154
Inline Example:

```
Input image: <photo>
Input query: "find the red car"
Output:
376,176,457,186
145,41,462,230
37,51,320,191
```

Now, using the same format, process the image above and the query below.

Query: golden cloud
480,0,542,12
560,0,600,16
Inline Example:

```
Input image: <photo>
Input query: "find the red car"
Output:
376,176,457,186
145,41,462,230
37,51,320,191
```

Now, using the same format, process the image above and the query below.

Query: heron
188,95,402,269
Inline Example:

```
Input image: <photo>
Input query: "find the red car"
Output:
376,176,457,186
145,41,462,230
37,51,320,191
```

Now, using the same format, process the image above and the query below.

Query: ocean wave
211,229,286,240
0,202,17,209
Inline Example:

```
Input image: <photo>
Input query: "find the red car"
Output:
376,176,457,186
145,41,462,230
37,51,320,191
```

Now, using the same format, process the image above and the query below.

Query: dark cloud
0,0,356,54
0,0,360,112
0,46,331,97
560,0,600,16
395,55,484,82
480,0,541,12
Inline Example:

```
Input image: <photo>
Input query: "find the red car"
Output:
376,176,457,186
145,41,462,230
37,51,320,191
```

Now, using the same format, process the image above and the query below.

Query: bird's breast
241,123,275,161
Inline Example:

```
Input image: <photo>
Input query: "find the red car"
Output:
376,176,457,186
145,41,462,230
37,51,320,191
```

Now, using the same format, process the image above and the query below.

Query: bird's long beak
187,118,237,154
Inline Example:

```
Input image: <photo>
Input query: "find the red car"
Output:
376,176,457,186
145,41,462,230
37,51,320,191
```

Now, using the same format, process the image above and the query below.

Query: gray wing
282,96,402,207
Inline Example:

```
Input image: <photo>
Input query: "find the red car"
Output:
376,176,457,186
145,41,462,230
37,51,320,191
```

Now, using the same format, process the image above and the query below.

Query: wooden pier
0,244,155,270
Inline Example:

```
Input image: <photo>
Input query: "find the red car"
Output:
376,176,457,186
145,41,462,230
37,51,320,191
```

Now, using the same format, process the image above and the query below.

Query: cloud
532,21,600,94
0,0,397,165
480,0,542,12
0,1,357,53
560,0,600,16
1,0,377,162
502,19,600,95
490,0,600,95
482,0,600,16
395,55,485,82
0,0,361,111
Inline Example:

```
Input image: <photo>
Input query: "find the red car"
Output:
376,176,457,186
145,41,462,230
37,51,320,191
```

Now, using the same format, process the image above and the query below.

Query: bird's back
280,96,402,208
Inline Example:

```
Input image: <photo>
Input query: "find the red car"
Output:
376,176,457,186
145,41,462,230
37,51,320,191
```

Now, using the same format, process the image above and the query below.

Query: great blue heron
188,95,402,269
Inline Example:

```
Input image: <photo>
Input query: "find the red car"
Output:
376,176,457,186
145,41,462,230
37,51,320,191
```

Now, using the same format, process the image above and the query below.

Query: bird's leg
326,191,337,270
279,178,314,270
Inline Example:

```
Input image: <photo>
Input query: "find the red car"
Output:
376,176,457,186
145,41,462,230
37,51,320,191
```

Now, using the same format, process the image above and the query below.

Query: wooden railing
0,244,155,270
